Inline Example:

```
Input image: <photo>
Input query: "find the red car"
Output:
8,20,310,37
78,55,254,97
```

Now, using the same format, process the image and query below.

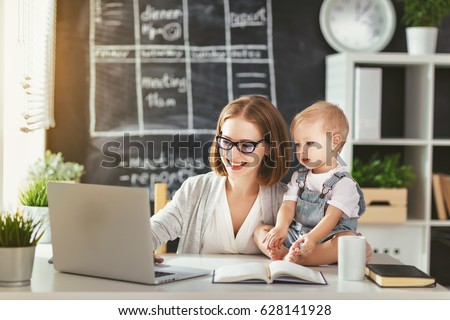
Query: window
0,0,57,207
18,0,57,131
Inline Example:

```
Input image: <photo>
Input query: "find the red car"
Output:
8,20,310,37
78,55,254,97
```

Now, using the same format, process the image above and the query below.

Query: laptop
47,182,210,285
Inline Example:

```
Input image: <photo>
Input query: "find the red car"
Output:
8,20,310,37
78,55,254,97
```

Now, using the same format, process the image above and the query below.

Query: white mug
338,235,366,281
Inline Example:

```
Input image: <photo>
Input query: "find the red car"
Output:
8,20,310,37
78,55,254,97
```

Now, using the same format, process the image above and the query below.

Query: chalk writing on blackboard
90,0,276,137
91,133,212,200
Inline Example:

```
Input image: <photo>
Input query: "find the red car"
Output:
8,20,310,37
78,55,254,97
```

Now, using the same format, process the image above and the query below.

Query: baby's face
292,120,336,173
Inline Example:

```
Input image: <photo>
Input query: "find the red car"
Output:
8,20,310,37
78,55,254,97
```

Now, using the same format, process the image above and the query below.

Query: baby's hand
291,239,303,255
263,226,287,250
291,235,315,258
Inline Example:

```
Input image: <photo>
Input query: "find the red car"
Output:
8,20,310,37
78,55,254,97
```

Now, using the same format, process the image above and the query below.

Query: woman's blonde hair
210,96,291,187
291,101,349,153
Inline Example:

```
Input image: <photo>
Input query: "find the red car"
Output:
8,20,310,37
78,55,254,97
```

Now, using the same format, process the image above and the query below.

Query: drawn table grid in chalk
90,0,276,137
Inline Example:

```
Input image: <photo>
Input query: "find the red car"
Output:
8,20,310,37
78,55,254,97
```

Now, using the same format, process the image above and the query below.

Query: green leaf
19,151,85,207
352,153,416,188
28,150,85,182
402,0,450,27
0,210,44,247
19,178,49,207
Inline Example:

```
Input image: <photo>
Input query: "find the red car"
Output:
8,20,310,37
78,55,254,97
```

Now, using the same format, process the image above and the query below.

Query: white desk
1,245,449,300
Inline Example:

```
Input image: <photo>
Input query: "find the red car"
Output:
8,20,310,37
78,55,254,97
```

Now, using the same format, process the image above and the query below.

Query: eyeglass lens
217,137,260,154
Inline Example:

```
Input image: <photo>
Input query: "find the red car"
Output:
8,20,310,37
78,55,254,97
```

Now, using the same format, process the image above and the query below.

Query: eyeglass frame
215,135,265,154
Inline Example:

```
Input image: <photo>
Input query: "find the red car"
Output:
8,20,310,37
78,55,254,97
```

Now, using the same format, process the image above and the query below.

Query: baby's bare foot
365,241,373,262
268,246,288,261
284,247,303,264
357,232,373,262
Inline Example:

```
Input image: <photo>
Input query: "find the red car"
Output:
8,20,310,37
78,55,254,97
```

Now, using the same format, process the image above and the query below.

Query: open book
212,260,327,285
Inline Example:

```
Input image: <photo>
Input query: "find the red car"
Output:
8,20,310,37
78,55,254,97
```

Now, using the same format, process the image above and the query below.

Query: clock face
320,0,396,52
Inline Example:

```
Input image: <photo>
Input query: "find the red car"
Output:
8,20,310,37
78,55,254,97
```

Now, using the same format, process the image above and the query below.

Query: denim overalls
285,167,366,247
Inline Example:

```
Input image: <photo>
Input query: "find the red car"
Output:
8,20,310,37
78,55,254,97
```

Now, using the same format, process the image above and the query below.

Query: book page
269,260,326,284
213,262,269,283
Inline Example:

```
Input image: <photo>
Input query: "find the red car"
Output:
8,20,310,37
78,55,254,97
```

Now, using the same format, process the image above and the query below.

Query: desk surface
1,245,449,300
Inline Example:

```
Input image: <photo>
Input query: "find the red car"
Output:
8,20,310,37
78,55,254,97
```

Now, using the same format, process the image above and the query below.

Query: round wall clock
319,0,396,53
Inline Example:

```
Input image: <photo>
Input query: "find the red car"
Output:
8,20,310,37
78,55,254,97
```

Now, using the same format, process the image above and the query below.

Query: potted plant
352,153,416,224
28,150,85,182
19,178,50,242
0,209,44,287
402,0,450,54
19,150,85,243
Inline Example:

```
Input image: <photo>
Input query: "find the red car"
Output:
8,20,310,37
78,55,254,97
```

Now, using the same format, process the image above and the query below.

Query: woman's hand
154,254,164,264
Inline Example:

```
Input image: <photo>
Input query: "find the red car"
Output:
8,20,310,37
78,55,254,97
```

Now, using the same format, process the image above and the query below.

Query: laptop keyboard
155,271,175,278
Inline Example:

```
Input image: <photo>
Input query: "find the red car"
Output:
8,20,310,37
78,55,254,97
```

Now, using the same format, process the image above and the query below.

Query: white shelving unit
325,53,450,272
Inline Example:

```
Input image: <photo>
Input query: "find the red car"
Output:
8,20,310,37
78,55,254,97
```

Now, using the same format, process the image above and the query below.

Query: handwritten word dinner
140,5,183,41
140,5,183,22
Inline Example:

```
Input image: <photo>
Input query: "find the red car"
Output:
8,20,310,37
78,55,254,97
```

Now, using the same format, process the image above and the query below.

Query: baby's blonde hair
291,101,349,152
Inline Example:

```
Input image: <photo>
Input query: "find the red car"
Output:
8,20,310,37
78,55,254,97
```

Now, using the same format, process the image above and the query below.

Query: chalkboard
91,0,277,136
50,0,450,203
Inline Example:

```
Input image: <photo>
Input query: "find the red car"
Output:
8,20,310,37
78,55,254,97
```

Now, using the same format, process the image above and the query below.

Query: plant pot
406,27,438,55
0,246,36,287
22,206,51,243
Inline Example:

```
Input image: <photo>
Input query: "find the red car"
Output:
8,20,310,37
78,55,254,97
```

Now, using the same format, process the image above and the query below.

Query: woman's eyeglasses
216,136,264,154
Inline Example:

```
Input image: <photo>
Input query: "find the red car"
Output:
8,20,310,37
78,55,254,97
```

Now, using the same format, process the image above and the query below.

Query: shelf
429,220,450,227
404,220,428,227
432,140,450,146
359,220,426,227
352,139,428,146
326,53,450,274
328,52,450,66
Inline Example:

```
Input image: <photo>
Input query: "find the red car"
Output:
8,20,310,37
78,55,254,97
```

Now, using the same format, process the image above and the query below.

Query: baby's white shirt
283,166,361,219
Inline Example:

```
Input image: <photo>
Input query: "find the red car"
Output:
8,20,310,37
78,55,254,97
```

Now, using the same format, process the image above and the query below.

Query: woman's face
219,116,266,182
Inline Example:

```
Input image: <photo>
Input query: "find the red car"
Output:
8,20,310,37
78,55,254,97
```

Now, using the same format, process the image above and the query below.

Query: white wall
0,0,45,209
0,0,4,208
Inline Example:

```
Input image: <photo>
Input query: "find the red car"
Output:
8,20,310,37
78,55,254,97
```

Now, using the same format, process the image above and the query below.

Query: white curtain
0,0,56,208
18,0,56,132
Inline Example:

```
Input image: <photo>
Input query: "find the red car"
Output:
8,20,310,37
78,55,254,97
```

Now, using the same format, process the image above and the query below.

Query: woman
151,95,291,256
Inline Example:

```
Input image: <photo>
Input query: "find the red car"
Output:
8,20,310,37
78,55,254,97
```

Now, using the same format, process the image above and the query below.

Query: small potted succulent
0,209,44,287
27,150,85,182
352,153,416,224
19,178,48,207
402,0,450,54
19,150,85,243
19,178,50,242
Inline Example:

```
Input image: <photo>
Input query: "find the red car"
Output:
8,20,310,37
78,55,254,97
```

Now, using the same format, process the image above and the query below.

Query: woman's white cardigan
151,171,287,253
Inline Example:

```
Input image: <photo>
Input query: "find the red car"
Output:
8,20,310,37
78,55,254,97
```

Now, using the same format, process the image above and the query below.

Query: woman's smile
226,159,248,170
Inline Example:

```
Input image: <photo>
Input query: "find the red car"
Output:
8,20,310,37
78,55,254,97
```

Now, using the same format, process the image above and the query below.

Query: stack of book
432,173,450,220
